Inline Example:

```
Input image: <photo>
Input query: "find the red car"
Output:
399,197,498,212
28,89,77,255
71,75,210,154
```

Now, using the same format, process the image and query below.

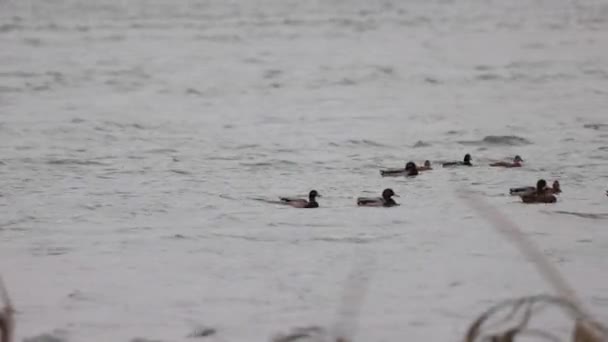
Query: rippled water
1,0,608,341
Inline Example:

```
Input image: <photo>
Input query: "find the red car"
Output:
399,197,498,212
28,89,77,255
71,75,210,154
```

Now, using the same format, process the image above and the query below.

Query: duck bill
393,194,400,197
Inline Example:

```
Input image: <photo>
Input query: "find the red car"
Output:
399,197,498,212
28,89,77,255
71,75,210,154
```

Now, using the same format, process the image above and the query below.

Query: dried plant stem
0,276,14,342
458,190,607,342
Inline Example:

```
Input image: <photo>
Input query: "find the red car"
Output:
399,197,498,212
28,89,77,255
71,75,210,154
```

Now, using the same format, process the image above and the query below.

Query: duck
548,180,561,194
417,160,433,171
520,179,557,204
356,188,399,207
279,190,320,208
510,180,561,196
380,162,419,177
442,153,472,167
490,155,523,168
404,162,419,176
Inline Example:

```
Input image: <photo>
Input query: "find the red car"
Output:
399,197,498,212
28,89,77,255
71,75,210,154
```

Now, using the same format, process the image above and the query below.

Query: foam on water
1,0,608,341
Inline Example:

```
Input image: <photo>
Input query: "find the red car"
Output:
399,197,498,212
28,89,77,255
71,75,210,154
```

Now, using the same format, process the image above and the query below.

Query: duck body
442,154,472,168
380,169,408,177
417,160,433,171
357,189,399,207
519,179,557,204
490,161,522,168
510,180,560,196
279,190,320,208
509,186,535,196
380,162,418,177
521,192,557,204
490,155,523,168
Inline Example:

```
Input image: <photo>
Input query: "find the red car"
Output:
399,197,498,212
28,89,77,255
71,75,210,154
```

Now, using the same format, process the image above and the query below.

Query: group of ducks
276,153,567,209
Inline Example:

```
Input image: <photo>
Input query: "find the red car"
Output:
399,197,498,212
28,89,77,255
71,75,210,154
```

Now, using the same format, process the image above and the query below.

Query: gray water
1,0,608,341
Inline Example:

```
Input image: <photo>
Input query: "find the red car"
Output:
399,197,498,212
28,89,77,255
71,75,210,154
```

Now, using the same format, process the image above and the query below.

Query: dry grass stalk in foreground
0,276,14,342
464,295,608,342
459,190,607,342
573,320,606,342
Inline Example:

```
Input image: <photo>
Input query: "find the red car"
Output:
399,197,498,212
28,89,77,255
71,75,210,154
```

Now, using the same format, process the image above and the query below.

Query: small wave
24,331,69,342
240,160,297,167
263,69,282,79
344,139,388,147
232,144,260,150
169,169,191,175
312,235,397,244
475,73,502,81
551,211,608,220
188,327,217,338
584,123,608,130
30,245,71,256
142,148,178,154
47,159,106,166
413,140,431,148
458,135,532,146
209,233,276,243
101,120,147,130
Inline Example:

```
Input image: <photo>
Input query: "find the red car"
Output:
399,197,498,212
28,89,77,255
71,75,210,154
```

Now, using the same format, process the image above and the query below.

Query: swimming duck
510,180,561,196
404,162,419,176
520,179,557,204
548,180,561,194
380,162,418,177
490,155,523,168
442,154,472,167
417,160,432,171
357,188,399,207
279,190,320,208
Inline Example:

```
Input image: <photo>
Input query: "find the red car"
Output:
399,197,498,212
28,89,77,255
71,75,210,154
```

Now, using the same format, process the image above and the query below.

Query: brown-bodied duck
510,180,560,196
380,162,419,177
357,188,399,207
280,190,320,208
520,179,557,204
490,155,523,168
417,160,432,171
442,154,472,167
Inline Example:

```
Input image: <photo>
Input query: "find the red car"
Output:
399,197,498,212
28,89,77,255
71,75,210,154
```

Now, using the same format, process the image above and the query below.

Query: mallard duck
356,188,399,207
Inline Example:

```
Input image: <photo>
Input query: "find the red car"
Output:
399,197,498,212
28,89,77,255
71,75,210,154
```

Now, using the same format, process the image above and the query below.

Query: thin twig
458,189,608,341
0,276,14,342
330,253,375,342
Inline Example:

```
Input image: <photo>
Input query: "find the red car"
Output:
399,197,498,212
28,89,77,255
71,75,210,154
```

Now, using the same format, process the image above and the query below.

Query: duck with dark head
279,190,320,208
443,154,472,167
357,188,399,207
510,179,561,196
520,179,557,204
380,161,419,177
418,160,432,171
490,155,523,168
404,162,419,176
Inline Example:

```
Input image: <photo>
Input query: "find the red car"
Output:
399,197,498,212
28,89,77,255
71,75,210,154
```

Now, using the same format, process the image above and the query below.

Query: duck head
424,160,431,168
552,180,561,192
464,154,472,164
536,179,548,193
382,188,398,200
309,190,320,201
514,155,523,163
